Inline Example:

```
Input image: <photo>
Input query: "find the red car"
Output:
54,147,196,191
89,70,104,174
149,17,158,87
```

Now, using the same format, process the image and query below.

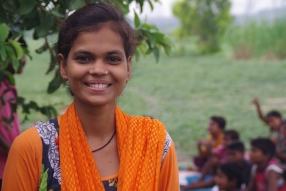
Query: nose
89,59,108,75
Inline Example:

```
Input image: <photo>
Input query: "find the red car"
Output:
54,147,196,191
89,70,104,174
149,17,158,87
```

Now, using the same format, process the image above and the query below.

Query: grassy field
15,38,286,166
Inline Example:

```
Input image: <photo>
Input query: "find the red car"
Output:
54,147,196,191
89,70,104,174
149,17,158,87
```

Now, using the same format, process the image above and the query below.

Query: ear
126,56,132,82
58,54,68,81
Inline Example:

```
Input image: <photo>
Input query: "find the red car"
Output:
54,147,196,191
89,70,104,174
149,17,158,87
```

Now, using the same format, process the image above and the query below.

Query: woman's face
59,26,131,107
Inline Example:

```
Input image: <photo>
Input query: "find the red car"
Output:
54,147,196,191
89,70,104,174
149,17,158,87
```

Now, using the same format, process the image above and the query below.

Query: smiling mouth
85,83,111,89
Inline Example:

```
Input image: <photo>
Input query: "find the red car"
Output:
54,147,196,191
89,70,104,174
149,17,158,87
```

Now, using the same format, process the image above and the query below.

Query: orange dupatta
58,103,166,191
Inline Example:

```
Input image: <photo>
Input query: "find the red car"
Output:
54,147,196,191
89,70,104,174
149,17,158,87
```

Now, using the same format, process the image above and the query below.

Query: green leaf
162,43,172,55
34,14,55,38
153,32,165,43
23,47,32,60
47,69,63,94
2,1,15,12
148,0,154,11
146,48,152,55
18,0,36,15
140,28,156,48
8,40,24,59
152,46,159,63
5,45,19,71
134,11,141,28
0,59,9,70
50,4,65,18
69,0,84,10
0,23,9,41
2,70,15,85
35,42,49,54
141,23,158,32
46,53,57,74
0,43,7,60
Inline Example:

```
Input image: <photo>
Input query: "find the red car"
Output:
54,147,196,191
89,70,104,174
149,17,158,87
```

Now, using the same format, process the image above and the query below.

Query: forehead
250,146,261,152
209,120,217,125
267,116,280,121
70,26,125,54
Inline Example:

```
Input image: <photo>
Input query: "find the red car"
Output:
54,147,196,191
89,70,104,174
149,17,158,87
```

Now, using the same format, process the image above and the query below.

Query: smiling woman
2,3,179,191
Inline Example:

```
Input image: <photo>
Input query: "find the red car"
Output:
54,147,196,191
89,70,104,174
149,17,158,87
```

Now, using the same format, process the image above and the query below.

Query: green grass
15,38,286,166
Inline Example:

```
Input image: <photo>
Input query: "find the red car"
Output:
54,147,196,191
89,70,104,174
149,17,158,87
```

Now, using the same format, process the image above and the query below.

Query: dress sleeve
158,141,180,191
2,127,42,191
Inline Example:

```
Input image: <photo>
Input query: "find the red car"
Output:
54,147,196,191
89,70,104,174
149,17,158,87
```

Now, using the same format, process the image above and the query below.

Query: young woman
2,3,179,191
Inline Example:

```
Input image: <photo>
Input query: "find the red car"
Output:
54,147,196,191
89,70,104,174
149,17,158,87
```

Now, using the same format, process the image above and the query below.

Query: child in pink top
0,36,26,187
0,79,21,182
247,138,286,191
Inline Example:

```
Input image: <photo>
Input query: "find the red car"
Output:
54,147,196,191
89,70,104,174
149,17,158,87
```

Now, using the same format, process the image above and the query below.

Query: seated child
247,138,286,191
214,162,244,191
194,116,226,171
182,130,239,190
226,141,252,188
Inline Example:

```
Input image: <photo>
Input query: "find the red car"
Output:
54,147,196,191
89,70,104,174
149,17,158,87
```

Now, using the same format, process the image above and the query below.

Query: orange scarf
58,103,166,191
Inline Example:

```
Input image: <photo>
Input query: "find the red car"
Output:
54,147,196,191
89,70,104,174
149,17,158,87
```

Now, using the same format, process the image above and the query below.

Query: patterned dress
35,118,172,191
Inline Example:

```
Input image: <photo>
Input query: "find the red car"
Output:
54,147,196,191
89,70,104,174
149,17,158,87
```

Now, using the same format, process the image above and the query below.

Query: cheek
217,177,227,188
250,152,257,162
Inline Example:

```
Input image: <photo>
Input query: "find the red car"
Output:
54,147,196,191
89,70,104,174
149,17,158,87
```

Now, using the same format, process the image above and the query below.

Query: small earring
105,71,108,74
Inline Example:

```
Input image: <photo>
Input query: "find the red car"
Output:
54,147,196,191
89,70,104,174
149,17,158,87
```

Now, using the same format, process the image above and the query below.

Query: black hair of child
211,116,226,130
266,110,282,118
219,162,243,189
226,141,245,153
250,138,275,158
224,130,239,141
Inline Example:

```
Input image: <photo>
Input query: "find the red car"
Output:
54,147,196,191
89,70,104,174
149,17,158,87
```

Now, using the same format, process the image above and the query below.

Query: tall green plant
0,0,171,123
223,18,286,59
173,0,233,54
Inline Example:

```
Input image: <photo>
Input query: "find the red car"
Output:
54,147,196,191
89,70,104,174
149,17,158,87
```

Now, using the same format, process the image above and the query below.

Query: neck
257,158,270,170
74,100,116,139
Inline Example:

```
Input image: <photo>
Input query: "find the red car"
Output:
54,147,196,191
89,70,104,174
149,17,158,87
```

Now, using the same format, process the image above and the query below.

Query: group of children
181,98,286,191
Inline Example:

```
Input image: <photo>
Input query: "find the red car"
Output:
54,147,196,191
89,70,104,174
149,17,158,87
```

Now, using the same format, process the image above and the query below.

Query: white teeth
89,84,108,88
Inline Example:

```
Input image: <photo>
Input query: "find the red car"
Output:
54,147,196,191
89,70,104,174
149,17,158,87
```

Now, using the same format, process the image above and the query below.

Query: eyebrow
73,50,95,56
73,50,125,57
106,50,125,57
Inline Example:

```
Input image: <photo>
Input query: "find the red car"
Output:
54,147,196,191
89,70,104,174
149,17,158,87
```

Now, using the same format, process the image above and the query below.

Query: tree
0,0,171,123
173,0,233,54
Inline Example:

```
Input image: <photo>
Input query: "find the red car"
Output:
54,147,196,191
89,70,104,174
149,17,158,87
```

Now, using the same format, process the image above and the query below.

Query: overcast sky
129,0,286,18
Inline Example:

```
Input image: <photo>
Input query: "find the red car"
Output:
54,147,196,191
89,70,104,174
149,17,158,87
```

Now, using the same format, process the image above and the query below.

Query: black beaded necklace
91,130,116,153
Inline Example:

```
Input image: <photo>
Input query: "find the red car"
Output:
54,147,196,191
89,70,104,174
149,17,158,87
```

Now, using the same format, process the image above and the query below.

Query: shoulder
12,127,42,154
2,127,42,191
266,164,283,174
